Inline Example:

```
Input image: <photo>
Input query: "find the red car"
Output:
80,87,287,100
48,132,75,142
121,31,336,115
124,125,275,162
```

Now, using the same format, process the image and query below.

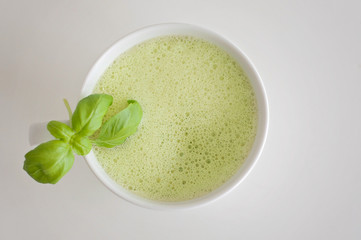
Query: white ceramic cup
30,23,268,210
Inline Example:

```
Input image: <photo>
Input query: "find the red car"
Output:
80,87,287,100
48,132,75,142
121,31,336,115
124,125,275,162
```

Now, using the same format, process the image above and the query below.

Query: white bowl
81,23,269,210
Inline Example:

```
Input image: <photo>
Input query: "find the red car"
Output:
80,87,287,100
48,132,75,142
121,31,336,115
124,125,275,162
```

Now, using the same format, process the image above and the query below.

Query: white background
1,0,361,239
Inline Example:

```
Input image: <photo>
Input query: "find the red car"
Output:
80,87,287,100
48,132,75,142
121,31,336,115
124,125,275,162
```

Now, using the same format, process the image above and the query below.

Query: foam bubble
92,36,258,201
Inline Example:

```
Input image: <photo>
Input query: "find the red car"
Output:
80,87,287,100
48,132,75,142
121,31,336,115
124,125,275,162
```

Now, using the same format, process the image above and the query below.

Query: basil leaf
69,134,92,156
23,140,74,184
47,121,75,142
72,94,113,136
94,100,142,148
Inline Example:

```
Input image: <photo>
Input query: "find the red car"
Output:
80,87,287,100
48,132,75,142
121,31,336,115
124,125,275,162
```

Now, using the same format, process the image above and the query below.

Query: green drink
92,36,257,201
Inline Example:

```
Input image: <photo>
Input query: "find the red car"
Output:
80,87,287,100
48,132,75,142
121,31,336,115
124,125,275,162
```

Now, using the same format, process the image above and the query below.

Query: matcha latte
92,36,257,202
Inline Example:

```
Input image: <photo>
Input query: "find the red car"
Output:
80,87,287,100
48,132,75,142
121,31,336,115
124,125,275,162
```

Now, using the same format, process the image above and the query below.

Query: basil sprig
24,94,142,184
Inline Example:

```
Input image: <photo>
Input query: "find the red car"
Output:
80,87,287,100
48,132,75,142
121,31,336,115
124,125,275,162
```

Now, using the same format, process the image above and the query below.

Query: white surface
1,0,360,239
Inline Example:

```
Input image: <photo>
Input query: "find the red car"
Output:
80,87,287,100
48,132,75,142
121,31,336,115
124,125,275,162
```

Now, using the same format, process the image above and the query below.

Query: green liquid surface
93,36,257,201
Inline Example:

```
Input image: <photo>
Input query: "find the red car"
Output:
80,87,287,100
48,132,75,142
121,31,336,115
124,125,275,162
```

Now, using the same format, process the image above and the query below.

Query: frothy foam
92,36,257,201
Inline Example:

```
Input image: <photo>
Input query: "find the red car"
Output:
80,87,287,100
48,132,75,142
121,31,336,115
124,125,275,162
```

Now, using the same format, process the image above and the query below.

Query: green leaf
47,121,75,142
94,100,143,148
72,94,113,136
23,140,74,184
69,134,92,156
